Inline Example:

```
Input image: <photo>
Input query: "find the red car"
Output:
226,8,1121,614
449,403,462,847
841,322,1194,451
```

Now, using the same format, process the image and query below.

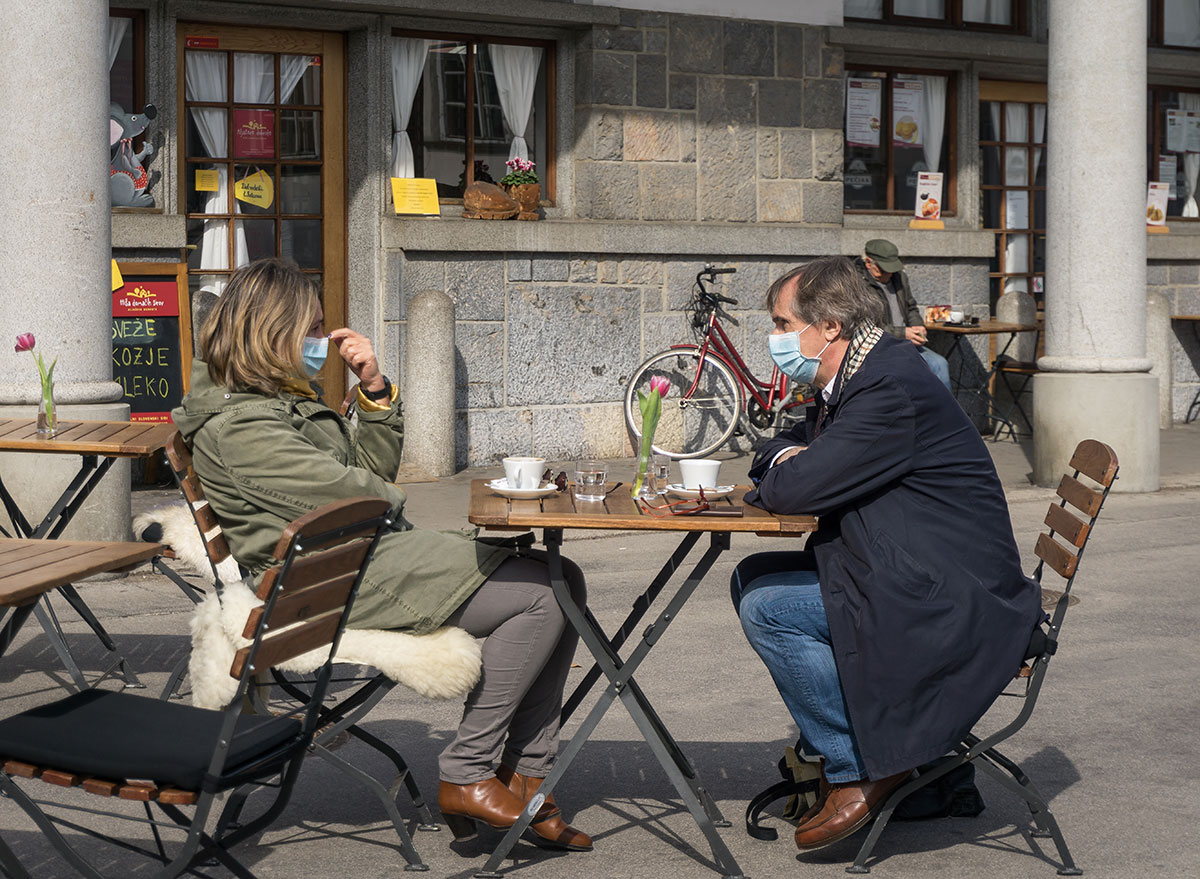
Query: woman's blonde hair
198,259,319,395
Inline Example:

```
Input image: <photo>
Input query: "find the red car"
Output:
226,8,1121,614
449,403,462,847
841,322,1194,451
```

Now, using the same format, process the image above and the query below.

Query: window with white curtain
1149,87,1200,220
844,69,955,212
108,9,143,113
1154,0,1200,48
397,30,553,202
845,0,1022,30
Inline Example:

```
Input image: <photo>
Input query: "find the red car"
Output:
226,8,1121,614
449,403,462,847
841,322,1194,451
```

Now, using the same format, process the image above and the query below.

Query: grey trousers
437,549,586,784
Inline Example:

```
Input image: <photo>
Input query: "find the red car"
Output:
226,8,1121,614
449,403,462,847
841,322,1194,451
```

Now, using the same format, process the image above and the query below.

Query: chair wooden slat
3,760,39,778
255,540,370,600
272,498,392,557
40,769,80,787
231,611,342,679
82,778,118,796
242,573,357,639
205,531,232,565
1068,439,1119,488
118,782,158,801
1035,533,1078,580
1056,475,1102,518
157,787,199,805
1044,503,1090,548
192,501,220,534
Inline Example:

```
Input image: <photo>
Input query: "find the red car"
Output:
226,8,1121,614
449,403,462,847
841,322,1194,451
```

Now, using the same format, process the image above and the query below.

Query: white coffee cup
502,456,545,490
678,458,721,489
947,310,965,324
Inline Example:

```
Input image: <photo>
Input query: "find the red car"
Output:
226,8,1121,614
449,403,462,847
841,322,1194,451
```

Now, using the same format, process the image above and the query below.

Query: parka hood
171,360,278,443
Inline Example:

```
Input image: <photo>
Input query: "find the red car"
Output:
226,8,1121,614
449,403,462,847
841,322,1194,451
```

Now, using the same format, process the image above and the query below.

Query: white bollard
402,290,456,476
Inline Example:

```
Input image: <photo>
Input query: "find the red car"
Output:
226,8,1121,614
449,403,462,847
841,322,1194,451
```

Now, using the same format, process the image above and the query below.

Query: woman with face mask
173,258,592,854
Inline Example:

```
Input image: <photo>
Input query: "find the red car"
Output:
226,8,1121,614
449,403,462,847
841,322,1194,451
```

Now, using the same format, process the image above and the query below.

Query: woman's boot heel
444,812,478,841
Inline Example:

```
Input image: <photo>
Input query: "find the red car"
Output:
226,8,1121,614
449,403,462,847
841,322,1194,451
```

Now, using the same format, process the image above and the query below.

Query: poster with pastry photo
914,171,944,220
1146,181,1169,226
892,79,924,148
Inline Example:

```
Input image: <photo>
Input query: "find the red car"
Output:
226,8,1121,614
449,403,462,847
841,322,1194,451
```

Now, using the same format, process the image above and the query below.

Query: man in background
854,238,952,392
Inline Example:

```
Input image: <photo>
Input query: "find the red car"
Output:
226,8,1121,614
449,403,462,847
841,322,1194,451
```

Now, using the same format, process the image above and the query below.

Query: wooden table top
0,538,162,606
925,319,1038,335
1171,314,1200,321
0,419,175,457
467,479,817,535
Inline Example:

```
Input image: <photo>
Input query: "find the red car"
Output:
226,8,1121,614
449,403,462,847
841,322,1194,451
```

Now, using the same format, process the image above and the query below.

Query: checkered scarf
812,321,884,437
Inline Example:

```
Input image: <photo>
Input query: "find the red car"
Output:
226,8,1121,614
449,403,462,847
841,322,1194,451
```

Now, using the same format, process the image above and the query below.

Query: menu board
846,78,882,148
892,79,924,148
1165,110,1200,154
111,264,191,423
914,171,943,219
1147,182,1169,226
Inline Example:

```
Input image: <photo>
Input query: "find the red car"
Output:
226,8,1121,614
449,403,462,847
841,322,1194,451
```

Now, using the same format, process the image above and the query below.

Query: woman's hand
329,328,385,392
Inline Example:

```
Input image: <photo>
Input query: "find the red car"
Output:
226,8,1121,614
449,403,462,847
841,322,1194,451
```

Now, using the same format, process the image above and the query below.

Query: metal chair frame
845,439,1119,876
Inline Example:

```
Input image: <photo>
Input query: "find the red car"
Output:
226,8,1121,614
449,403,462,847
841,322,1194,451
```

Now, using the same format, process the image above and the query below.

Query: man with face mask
731,256,1041,855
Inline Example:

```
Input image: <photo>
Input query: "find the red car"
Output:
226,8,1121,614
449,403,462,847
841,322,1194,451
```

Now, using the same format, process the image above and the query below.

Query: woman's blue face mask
301,335,329,377
768,323,831,385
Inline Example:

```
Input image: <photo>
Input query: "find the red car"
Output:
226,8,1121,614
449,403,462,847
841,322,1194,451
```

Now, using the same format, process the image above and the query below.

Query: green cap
864,239,904,273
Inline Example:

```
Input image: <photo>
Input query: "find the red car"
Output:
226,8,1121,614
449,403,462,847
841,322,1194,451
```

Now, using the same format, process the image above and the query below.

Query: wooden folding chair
846,439,1119,875
0,497,392,879
159,430,439,869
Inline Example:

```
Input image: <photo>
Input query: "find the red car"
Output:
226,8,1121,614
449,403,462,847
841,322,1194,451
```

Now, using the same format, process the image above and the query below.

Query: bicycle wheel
624,347,741,459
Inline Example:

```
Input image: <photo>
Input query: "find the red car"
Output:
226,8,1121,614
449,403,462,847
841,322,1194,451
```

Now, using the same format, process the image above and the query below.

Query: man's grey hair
765,256,885,340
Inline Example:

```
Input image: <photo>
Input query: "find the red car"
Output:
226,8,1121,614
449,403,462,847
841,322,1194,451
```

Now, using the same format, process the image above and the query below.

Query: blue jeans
732,554,867,783
917,345,952,392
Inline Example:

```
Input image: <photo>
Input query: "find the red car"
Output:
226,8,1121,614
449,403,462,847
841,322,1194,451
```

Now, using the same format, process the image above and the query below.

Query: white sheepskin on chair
189,581,482,709
136,501,482,710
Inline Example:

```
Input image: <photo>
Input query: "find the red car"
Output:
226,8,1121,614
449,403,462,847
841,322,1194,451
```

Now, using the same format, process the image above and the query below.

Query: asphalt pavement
1,426,1198,878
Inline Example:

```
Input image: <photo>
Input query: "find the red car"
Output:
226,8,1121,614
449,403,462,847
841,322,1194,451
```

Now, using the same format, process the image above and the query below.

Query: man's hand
773,447,804,466
329,328,385,392
905,325,928,346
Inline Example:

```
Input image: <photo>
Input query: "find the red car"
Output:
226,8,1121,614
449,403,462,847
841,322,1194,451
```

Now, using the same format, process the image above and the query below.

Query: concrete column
1035,0,1159,492
0,1,130,538
1146,291,1173,430
402,291,456,476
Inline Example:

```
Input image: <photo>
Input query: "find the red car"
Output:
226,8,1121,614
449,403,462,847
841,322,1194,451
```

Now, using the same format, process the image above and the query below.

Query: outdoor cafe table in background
926,319,1039,440
0,419,176,689
468,479,817,879
1171,315,1200,423
0,537,162,685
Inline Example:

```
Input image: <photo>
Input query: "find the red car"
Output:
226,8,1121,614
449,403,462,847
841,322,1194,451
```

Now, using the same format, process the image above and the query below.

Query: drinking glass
573,460,608,502
652,454,671,494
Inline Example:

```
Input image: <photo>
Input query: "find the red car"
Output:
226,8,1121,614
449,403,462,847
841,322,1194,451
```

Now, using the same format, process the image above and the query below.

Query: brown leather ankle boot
437,776,531,841
495,765,593,852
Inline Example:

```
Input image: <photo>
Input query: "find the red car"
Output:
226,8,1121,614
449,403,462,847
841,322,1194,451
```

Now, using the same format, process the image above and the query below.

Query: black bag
745,743,985,840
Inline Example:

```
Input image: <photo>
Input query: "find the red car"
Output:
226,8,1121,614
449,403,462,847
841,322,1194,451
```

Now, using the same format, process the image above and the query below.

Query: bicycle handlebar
697,265,739,306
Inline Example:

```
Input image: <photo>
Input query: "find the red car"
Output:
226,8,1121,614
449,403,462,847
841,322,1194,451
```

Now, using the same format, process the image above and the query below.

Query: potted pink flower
499,157,541,219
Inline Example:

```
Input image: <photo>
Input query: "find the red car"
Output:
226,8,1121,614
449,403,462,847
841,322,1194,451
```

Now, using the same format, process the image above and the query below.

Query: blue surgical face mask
768,324,831,385
301,335,329,377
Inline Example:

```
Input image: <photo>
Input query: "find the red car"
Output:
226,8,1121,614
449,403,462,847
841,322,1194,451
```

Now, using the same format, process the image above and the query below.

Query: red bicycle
624,265,810,459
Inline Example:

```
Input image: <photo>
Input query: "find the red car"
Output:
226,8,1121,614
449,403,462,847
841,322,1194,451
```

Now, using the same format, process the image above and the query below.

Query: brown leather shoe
794,770,912,851
437,776,548,841
496,765,594,852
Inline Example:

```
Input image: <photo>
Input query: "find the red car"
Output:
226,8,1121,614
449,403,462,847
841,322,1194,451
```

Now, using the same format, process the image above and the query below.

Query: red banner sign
185,36,219,49
112,281,179,317
233,109,275,159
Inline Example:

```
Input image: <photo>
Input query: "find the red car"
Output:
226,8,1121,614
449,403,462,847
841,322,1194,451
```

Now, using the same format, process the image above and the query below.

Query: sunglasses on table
542,469,569,492
637,487,711,517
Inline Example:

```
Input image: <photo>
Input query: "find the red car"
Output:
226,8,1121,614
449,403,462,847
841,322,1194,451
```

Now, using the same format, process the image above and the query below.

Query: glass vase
632,450,657,499
36,382,56,437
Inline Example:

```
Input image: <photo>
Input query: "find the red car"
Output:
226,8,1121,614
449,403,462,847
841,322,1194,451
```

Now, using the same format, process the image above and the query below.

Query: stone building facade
89,0,1199,467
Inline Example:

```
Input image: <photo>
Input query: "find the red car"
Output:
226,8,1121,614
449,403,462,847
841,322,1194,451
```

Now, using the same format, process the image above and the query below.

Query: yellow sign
235,169,274,209
391,177,441,216
195,168,220,192
111,260,123,291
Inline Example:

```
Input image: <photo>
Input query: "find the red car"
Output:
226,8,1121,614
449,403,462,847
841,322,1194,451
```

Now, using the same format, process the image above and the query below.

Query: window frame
1147,84,1200,221
843,66,958,217
1149,1,1200,50
109,8,147,114
393,27,556,206
845,1,1027,34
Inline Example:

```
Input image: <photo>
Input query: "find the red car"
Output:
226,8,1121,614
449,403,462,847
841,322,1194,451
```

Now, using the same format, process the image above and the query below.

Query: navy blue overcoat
745,334,1043,778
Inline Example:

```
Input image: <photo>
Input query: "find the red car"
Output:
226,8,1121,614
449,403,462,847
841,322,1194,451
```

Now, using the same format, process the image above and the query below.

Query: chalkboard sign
112,264,191,422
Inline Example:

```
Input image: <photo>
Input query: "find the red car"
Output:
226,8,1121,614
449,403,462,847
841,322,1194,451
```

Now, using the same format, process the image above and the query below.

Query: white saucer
487,479,560,500
665,484,736,499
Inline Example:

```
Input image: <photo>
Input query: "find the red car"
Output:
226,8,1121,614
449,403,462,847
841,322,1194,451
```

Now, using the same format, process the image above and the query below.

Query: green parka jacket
171,361,509,633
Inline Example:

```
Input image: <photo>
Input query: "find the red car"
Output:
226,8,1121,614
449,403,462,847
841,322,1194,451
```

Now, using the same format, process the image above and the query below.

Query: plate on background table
487,479,560,500
665,484,736,500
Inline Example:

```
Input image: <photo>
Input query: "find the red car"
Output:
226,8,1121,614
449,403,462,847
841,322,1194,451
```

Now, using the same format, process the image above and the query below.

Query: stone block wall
1148,260,1200,422
572,13,844,223
391,250,991,467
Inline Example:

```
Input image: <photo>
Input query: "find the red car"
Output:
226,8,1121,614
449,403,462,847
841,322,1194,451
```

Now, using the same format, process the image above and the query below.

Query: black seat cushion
0,690,301,792
1025,624,1049,661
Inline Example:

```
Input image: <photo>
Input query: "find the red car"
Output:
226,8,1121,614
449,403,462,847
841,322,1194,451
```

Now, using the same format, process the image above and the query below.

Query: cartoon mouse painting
110,102,157,207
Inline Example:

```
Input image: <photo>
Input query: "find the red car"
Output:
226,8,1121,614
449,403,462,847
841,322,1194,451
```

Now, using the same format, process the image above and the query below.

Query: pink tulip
14,333,35,353
649,375,671,397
